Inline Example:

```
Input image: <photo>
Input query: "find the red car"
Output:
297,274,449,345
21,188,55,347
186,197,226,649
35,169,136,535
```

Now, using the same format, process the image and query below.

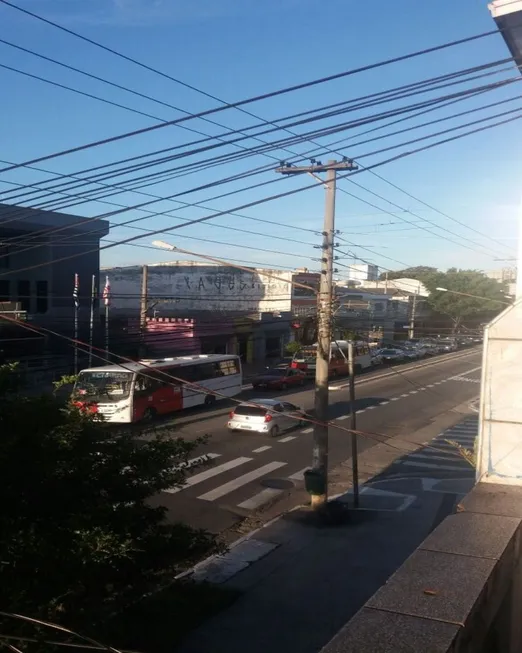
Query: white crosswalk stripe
288,467,309,481
174,453,221,471
278,436,297,443
252,445,272,453
165,456,251,494
198,461,287,501
237,488,283,510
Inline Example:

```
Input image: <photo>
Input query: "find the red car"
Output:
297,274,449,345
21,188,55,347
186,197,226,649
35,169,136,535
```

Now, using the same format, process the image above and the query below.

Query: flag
73,273,79,309
102,276,111,307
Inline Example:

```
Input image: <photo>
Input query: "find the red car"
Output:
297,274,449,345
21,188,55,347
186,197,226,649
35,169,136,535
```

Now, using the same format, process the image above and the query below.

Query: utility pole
348,341,359,508
139,265,149,357
276,158,357,509
408,292,418,340
139,265,149,331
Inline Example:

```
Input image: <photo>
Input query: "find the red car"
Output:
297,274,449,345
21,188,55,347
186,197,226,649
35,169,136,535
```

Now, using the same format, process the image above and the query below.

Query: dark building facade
0,204,109,323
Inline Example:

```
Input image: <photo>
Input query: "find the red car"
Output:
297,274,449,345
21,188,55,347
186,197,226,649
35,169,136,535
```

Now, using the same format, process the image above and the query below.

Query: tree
379,266,438,281
285,341,302,356
423,269,507,332
0,365,220,630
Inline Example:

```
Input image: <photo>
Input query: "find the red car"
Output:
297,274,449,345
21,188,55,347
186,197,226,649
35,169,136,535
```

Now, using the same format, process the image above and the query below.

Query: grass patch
97,580,241,653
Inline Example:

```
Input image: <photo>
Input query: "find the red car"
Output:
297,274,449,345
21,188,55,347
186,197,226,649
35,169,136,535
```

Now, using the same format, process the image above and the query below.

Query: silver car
228,399,305,436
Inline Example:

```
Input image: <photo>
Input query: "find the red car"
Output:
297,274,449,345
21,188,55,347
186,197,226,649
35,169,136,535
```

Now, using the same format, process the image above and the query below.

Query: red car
251,367,307,391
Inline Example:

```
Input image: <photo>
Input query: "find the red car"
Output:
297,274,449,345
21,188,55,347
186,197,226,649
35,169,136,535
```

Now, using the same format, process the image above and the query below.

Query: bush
0,365,221,632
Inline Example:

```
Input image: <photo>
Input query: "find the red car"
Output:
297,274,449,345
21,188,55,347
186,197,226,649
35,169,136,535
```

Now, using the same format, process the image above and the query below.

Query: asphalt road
151,348,482,534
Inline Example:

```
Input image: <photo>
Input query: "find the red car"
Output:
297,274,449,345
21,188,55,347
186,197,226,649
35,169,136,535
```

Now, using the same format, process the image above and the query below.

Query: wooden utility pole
276,158,357,509
139,265,149,331
408,292,418,340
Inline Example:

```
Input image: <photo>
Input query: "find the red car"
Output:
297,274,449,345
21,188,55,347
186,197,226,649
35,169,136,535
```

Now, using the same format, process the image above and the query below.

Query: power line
3,112,521,281
0,4,507,174
2,88,519,269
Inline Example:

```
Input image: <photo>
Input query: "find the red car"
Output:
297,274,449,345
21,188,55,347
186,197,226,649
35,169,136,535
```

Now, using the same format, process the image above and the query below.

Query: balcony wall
320,482,522,653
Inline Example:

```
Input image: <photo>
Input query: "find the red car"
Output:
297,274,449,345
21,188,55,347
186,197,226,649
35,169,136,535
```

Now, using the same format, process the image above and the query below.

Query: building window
0,280,9,303
0,244,9,269
36,280,48,314
17,280,30,312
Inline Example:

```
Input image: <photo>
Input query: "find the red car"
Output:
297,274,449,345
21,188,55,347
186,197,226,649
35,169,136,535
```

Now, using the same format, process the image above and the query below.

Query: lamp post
435,287,511,305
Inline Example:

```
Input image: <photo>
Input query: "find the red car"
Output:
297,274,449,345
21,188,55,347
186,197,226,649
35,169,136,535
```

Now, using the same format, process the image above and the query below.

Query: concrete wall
320,482,522,653
105,263,318,316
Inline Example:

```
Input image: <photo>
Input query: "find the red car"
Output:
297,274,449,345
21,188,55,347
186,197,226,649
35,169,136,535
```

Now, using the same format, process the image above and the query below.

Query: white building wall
342,264,379,283
104,262,293,314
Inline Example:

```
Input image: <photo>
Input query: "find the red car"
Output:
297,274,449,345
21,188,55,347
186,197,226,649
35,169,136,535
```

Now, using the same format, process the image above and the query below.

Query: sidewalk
178,405,478,653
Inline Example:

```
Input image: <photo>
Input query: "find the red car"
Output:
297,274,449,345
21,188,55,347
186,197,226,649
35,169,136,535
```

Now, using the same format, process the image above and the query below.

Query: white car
228,399,305,436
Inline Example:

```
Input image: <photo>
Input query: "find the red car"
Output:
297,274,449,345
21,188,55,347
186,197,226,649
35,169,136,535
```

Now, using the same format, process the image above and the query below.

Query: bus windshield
75,370,133,402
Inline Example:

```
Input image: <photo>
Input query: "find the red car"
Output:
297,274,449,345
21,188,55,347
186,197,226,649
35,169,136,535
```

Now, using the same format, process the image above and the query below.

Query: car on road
251,367,307,390
370,350,383,366
438,339,457,353
377,348,405,363
402,346,422,360
228,399,305,436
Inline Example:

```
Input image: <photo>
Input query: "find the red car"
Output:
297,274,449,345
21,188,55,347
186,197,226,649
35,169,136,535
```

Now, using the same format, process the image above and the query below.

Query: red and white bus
290,340,372,377
73,354,242,423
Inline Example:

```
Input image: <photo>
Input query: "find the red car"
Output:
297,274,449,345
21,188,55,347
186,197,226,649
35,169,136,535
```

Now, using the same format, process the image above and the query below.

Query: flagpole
103,275,111,363
89,274,96,367
105,300,110,362
73,273,79,374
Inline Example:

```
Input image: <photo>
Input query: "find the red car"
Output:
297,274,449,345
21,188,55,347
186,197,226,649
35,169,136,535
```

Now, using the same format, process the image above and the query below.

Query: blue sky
1,0,521,277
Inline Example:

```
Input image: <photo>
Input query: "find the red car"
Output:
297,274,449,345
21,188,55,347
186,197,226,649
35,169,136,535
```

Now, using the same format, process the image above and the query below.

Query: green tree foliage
379,266,438,281
424,268,507,331
0,366,220,628
285,341,302,356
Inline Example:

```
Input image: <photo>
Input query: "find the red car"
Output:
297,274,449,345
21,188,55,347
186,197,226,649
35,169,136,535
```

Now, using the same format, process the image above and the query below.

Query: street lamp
435,287,511,305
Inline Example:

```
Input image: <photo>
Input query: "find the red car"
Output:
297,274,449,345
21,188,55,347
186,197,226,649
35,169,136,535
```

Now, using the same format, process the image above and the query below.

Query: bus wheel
143,407,157,422
204,394,216,407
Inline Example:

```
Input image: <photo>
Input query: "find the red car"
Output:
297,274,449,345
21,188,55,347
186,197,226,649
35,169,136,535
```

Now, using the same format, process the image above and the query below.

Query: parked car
402,346,422,360
378,348,405,363
370,350,383,366
228,399,305,436
251,367,307,390
438,339,457,353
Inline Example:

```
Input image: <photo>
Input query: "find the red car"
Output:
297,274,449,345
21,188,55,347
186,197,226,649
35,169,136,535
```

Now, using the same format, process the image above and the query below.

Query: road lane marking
367,406,376,410
198,461,287,501
401,393,409,397
391,397,400,401
381,401,390,405
330,350,480,390
289,467,309,481
336,415,349,420
301,428,313,433
449,365,481,379
410,390,418,394
237,488,283,510
252,446,271,453
401,460,470,472
419,388,426,391
174,452,220,471
278,436,297,443
165,457,252,494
